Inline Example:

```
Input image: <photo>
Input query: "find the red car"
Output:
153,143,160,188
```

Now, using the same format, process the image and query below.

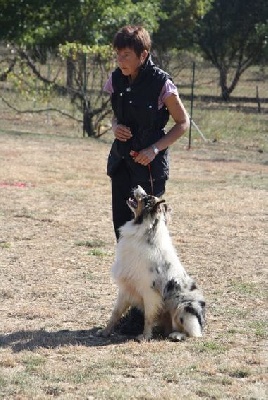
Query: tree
151,0,212,73
195,0,268,100
0,0,162,136
100,0,161,42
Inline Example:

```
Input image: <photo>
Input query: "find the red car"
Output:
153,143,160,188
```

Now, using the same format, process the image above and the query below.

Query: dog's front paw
135,333,152,343
168,332,186,342
96,328,111,338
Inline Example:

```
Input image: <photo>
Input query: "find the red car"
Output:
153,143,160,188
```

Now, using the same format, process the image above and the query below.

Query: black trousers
111,160,166,240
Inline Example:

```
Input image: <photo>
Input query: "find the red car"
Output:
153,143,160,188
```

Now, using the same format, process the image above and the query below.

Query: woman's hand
113,124,132,142
130,146,156,166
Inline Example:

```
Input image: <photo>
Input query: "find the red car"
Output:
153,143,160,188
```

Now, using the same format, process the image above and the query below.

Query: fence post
256,85,261,113
188,61,196,150
83,53,87,137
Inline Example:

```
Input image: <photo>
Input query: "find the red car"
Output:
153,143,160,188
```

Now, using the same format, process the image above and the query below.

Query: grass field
0,119,267,399
0,61,267,399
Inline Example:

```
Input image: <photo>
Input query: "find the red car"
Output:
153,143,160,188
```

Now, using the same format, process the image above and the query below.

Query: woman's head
113,26,151,79
113,25,151,57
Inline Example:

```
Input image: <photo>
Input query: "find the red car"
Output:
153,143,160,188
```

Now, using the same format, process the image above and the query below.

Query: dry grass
0,128,267,399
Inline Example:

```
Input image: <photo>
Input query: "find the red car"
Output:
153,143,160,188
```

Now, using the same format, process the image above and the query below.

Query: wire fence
0,50,267,140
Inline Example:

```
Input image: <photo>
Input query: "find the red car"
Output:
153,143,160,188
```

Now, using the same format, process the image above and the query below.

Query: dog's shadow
0,327,132,352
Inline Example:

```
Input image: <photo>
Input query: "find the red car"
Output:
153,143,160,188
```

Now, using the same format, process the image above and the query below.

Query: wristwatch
152,144,160,156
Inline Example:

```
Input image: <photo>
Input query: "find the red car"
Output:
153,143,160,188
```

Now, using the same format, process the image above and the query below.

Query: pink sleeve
104,75,178,106
158,79,178,109
103,74,113,94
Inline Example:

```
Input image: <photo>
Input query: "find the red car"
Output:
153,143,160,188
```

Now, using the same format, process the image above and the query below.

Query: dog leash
131,151,154,194
147,163,154,195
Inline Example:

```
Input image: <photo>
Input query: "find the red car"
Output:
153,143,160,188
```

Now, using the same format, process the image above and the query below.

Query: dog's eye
145,197,155,207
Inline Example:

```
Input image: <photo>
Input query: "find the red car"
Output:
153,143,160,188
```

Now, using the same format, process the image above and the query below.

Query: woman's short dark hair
113,25,151,56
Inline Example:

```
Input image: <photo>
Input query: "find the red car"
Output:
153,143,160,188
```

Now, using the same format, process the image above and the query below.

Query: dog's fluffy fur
99,186,205,341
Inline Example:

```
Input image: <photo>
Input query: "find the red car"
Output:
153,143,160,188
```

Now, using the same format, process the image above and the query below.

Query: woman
104,25,190,240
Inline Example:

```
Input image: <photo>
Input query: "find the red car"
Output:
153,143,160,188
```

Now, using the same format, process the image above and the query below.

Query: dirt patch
0,131,267,399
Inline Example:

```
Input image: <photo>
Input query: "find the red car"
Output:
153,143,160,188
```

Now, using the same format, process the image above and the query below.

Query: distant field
0,61,267,143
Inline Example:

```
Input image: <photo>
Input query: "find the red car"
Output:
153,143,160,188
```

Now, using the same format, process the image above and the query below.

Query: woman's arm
155,93,190,150
132,94,190,166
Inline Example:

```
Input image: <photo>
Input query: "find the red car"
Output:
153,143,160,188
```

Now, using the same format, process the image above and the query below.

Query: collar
131,54,154,85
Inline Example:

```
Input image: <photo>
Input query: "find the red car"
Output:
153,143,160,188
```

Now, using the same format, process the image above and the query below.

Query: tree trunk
66,56,75,90
228,68,242,96
219,65,244,101
0,58,16,81
219,67,230,101
83,105,94,137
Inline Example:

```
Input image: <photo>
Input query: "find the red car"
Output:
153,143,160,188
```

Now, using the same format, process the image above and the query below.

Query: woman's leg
111,162,133,240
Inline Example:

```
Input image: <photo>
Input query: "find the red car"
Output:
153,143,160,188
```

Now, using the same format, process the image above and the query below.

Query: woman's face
115,47,147,80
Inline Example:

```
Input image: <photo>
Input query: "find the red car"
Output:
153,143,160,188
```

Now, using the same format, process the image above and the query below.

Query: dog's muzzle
127,197,138,209
127,185,147,210
133,185,147,199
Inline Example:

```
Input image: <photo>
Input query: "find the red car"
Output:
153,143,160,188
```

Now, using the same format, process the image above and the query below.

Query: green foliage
153,0,213,52
1,0,267,133
195,0,268,99
196,0,268,64
0,1,163,136
0,0,116,54
59,43,114,66
100,0,162,41
8,66,54,103
0,0,161,48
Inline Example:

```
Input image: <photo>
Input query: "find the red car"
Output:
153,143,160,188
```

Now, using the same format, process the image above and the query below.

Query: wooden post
83,53,87,137
256,86,261,113
188,61,196,149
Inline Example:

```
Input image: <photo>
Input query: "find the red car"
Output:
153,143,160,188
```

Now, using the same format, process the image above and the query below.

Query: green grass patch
229,280,259,296
88,248,108,257
0,241,11,249
22,355,46,373
228,369,250,379
75,239,105,248
197,340,226,353
0,374,7,388
75,239,109,256
249,321,267,338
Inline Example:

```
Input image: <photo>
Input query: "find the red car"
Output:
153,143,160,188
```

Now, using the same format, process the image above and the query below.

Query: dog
98,185,205,341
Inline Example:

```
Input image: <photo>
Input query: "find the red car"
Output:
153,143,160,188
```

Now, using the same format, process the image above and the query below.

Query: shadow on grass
0,309,146,351
0,327,133,352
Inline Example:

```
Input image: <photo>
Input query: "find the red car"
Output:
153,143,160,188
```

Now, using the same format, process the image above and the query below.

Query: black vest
107,55,170,183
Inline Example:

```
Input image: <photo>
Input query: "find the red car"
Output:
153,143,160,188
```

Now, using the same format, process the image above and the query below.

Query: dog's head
127,185,167,224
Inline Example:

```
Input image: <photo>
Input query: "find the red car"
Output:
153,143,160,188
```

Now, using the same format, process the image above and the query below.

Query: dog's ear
151,199,165,213
161,202,171,225
158,199,166,208
163,203,171,214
